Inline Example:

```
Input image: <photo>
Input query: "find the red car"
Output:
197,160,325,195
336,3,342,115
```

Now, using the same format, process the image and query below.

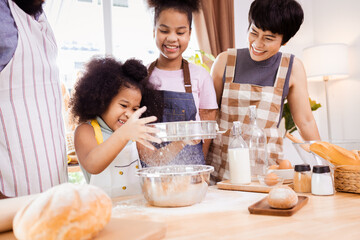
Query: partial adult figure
0,0,67,197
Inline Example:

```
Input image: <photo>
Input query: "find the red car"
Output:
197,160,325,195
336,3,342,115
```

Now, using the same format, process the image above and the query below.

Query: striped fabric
0,1,67,197
207,48,290,183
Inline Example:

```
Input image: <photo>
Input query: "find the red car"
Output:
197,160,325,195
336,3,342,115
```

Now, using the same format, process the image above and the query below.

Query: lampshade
302,43,349,81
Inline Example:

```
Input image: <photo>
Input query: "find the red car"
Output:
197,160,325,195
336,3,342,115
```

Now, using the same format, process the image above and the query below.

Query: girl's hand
120,106,161,150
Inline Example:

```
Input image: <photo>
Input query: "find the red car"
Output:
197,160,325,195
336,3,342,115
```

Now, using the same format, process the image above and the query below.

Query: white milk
228,148,251,184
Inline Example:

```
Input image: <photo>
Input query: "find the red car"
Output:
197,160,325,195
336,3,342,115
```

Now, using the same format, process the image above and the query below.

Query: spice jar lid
294,164,311,172
312,165,330,173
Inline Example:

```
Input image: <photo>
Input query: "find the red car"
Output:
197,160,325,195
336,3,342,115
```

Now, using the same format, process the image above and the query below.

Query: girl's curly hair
69,57,156,123
147,0,201,28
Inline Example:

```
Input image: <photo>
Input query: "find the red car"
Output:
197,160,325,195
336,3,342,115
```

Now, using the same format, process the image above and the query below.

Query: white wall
234,0,360,164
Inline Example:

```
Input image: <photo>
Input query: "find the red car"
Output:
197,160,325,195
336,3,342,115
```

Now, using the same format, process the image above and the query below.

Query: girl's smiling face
248,24,283,62
101,87,141,131
154,8,191,63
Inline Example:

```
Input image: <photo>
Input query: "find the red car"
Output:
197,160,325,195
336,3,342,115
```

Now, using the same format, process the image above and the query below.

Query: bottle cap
249,105,256,121
312,165,330,173
232,121,242,135
294,164,311,172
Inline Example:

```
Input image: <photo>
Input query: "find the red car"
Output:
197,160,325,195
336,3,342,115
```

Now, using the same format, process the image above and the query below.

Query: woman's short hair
248,0,304,44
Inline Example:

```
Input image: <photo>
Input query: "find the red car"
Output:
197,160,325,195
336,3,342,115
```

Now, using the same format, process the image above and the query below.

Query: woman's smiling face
154,8,191,62
248,24,284,62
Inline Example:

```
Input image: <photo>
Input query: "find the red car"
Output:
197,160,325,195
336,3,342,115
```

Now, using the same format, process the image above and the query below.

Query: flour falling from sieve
141,140,204,166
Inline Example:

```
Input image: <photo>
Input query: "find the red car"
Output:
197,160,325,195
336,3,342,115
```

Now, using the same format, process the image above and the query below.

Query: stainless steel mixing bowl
136,165,214,207
148,120,217,141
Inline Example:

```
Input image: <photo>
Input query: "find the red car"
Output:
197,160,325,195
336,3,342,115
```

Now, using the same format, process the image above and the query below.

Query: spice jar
293,164,311,193
311,165,334,196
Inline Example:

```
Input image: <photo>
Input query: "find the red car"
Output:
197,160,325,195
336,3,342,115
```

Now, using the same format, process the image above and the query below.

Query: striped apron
0,1,67,197
207,48,290,183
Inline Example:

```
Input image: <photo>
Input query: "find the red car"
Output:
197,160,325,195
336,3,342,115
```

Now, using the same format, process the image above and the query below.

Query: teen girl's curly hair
147,0,201,28
69,57,157,123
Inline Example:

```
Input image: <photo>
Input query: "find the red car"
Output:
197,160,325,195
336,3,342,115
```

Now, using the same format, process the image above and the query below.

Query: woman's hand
119,106,161,150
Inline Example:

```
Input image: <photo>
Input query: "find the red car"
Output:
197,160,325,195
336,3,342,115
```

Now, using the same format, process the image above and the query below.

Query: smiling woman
207,0,321,183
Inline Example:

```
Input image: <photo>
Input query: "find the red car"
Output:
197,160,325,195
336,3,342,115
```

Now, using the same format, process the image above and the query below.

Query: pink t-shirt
149,63,218,120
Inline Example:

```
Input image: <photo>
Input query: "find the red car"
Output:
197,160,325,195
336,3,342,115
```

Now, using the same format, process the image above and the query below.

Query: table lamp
302,43,349,141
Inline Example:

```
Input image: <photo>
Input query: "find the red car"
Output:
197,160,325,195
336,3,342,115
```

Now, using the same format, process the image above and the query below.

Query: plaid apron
207,48,290,182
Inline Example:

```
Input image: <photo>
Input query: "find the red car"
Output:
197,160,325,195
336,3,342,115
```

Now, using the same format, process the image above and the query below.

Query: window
113,0,128,7
111,0,199,64
44,0,198,88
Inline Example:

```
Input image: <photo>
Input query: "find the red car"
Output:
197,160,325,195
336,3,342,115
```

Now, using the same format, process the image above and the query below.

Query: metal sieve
148,120,217,141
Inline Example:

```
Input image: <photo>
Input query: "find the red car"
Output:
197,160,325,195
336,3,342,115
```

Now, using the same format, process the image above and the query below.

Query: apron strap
181,59,192,93
148,59,192,93
90,119,103,144
274,53,291,89
225,48,237,83
147,60,157,76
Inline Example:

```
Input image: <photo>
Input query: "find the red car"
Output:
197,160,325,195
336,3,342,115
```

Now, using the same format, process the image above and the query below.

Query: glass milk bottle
228,121,251,184
244,105,268,181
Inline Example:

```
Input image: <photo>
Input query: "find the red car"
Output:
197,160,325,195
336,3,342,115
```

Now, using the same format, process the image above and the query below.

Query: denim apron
147,59,205,165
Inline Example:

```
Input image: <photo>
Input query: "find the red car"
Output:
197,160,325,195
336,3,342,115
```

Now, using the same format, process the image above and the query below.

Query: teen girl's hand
119,106,161,150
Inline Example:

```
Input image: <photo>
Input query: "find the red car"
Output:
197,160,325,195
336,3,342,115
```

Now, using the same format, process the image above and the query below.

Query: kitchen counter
1,186,359,240
111,186,360,240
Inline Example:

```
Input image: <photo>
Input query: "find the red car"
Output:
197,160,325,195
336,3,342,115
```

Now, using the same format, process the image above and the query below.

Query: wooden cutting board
0,218,166,240
248,196,308,216
217,180,293,193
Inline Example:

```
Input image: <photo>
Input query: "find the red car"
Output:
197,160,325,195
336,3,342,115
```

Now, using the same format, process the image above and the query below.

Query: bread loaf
267,186,298,209
13,183,112,240
310,141,360,166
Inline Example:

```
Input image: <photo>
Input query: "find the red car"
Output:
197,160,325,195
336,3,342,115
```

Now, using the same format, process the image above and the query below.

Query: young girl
141,0,218,165
208,0,321,182
70,57,161,197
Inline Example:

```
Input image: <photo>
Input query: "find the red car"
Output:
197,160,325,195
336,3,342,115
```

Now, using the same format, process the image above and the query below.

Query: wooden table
111,186,360,240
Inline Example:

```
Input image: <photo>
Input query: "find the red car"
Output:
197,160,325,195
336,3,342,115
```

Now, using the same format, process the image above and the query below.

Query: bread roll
310,141,360,166
267,186,298,209
13,183,112,240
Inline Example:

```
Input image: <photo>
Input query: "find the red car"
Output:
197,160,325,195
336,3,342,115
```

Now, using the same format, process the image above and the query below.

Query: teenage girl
141,0,218,165
70,57,161,197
